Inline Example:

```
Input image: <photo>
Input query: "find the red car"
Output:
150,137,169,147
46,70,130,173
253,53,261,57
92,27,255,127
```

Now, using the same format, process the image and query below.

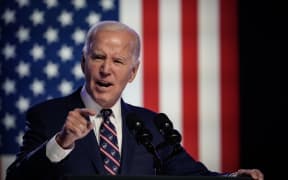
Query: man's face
82,30,139,108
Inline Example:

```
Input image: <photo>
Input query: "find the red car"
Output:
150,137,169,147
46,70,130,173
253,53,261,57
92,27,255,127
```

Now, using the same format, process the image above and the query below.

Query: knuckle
68,111,75,117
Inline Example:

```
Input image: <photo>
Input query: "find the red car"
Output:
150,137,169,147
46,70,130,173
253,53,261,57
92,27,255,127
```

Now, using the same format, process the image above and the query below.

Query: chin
92,95,111,108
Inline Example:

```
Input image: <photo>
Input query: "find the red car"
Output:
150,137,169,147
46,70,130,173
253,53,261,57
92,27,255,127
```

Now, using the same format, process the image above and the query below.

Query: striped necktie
99,109,121,175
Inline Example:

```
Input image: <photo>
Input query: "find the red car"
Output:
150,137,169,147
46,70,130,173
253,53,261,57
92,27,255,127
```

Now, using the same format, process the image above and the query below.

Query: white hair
82,21,141,61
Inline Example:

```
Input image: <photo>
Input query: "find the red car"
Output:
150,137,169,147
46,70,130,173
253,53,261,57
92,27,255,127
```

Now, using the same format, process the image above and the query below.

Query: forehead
90,30,135,53
93,29,134,42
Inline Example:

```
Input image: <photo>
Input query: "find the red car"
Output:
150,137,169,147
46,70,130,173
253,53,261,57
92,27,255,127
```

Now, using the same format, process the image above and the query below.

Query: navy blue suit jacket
6,88,220,179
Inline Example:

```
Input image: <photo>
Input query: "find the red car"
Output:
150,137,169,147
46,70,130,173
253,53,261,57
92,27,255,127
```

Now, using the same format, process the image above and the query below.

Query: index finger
76,108,96,117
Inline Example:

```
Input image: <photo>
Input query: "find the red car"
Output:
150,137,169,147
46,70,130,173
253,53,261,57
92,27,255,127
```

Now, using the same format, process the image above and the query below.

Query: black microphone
154,113,182,145
126,113,162,174
126,113,153,147
153,113,183,158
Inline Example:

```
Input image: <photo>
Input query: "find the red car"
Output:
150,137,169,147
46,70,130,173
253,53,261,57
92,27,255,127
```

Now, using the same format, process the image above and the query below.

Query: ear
128,61,140,83
81,55,85,74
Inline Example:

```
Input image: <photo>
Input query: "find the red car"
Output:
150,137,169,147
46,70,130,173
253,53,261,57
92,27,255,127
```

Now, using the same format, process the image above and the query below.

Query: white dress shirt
46,85,123,162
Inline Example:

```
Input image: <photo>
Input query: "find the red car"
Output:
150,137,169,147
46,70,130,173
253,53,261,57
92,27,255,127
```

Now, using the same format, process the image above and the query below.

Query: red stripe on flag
220,0,239,171
142,0,159,112
182,0,199,160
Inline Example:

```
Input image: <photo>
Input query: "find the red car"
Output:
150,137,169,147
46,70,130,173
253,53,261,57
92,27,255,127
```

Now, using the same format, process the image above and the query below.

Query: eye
113,58,124,64
90,53,105,60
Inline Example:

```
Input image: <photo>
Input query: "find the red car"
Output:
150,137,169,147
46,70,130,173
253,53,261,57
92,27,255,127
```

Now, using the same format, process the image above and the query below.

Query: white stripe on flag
120,0,143,107
198,0,221,171
159,0,182,133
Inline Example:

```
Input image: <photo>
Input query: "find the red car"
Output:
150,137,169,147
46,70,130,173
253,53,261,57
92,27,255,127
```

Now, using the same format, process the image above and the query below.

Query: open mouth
96,81,112,87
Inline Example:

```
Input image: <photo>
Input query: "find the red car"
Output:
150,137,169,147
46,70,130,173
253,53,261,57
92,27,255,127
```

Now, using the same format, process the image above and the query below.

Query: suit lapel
81,131,106,175
119,100,138,175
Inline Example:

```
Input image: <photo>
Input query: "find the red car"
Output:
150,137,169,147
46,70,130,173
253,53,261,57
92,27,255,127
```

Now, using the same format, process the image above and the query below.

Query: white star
30,9,44,26
72,0,86,10
15,61,30,78
16,96,30,113
16,0,30,7
58,79,73,96
72,63,84,79
86,12,101,26
30,79,45,96
1,9,16,24
16,26,30,43
2,78,16,95
2,43,16,60
72,28,86,44
100,0,115,11
46,96,53,100
44,27,58,43
58,45,73,62
30,44,45,61
2,113,16,130
44,0,58,8
16,131,24,146
44,61,59,79
58,10,73,26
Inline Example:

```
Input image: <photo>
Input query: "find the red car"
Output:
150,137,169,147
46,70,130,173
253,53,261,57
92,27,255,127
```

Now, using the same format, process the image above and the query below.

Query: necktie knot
101,109,112,119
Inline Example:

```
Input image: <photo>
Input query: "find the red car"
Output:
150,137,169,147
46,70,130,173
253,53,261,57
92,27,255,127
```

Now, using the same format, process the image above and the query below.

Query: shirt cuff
46,134,74,163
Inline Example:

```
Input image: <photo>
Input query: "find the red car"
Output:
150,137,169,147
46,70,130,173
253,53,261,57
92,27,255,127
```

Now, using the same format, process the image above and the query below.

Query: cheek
85,64,99,76
115,72,129,85
83,66,91,78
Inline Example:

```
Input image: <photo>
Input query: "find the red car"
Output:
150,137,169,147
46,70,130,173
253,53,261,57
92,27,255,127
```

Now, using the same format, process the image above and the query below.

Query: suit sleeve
5,106,64,179
158,145,220,176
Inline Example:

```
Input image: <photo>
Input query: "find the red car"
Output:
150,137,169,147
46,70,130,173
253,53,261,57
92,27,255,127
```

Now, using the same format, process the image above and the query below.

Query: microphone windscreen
168,129,182,144
154,113,173,133
126,113,154,146
154,113,182,145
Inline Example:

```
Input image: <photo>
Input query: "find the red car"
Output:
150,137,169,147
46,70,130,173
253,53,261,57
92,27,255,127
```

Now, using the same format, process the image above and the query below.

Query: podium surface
64,175,252,180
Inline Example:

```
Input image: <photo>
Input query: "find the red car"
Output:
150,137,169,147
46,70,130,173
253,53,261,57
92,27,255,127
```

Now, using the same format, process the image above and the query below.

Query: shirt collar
80,85,121,120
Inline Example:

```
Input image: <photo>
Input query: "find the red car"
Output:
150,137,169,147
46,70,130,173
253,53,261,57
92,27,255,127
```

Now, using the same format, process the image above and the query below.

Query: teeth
97,81,111,87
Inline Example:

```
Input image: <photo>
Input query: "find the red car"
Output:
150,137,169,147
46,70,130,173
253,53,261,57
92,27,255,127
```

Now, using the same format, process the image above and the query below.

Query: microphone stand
143,142,162,175
136,129,162,175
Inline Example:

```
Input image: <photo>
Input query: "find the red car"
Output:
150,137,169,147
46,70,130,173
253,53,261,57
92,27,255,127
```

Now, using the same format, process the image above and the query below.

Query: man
5,21,264,180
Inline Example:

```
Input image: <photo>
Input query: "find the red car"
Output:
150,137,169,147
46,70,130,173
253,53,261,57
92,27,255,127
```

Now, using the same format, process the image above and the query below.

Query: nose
100,60,111,76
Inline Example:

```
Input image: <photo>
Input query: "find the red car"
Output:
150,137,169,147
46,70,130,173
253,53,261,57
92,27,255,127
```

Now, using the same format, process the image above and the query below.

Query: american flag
0,0,239,179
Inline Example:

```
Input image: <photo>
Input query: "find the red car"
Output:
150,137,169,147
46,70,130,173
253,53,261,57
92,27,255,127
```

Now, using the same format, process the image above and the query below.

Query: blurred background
239,1,287,179
0,0,286,179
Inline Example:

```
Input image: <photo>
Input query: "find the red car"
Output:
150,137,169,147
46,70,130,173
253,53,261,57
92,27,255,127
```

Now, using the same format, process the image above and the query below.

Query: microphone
154,113,182,145
153,113,183,157
126,113,153,148
126,113,162,174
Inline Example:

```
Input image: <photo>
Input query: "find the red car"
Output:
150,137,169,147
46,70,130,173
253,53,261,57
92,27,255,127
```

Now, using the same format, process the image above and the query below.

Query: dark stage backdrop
239,1,287,179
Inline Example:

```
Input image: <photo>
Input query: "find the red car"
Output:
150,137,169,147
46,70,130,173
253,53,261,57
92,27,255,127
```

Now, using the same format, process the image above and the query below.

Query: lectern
64,175,252,180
